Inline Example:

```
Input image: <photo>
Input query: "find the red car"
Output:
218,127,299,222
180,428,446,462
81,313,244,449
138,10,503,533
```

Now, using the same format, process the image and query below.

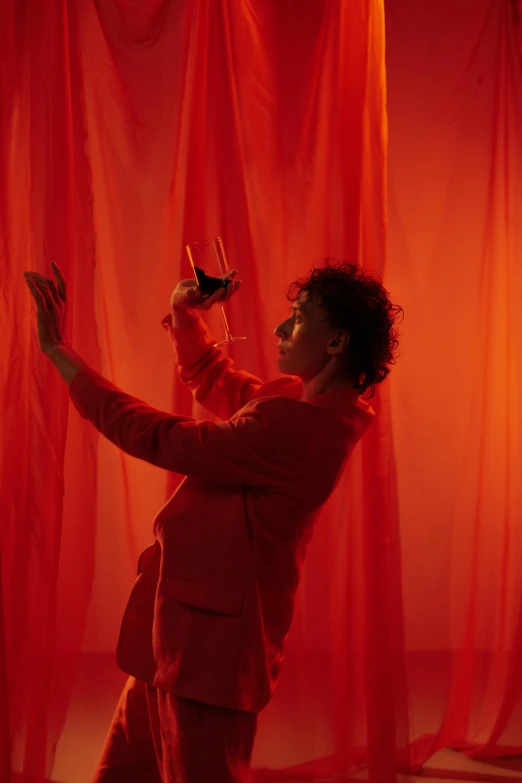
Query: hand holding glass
186,237,246,347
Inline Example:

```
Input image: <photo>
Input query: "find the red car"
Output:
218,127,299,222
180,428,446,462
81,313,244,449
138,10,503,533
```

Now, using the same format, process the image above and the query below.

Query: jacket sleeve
70,367,306,487
163,314,263,420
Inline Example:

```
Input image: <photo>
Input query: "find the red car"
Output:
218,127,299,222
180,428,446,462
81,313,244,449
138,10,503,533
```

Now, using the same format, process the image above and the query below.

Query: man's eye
293,316,302,324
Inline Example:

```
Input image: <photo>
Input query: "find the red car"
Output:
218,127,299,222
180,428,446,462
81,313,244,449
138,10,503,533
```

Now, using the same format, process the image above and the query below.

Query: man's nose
274,319,287,338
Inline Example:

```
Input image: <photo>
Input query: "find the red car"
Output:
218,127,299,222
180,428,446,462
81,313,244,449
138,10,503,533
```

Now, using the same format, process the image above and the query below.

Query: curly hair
287,260,403,398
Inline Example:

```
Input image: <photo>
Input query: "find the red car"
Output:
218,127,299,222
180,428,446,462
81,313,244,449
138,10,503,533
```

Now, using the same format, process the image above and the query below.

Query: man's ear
327,330,350,356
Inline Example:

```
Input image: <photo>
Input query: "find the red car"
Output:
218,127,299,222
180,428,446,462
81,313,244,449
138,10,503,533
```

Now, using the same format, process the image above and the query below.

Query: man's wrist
45,342,86,387
44,341,65,359
170,306,200,329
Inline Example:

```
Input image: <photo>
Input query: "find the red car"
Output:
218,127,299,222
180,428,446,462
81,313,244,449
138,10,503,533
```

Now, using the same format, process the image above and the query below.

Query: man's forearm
45,343,86,387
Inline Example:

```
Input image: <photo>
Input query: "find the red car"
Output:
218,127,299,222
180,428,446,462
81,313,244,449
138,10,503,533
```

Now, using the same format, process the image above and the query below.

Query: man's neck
301,363,354,401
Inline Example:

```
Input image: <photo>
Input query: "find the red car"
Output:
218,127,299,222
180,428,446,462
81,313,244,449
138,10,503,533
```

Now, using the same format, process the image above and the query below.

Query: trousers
92,677,258,783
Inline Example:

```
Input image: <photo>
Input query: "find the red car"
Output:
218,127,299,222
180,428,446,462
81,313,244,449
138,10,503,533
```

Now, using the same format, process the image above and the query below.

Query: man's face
274,293,346,380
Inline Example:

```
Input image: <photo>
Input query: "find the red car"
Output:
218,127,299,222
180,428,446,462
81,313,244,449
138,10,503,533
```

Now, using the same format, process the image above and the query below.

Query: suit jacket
69,316,374,712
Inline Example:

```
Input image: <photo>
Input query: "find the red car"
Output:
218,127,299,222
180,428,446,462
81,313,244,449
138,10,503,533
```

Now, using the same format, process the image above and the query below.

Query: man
24,259,402,782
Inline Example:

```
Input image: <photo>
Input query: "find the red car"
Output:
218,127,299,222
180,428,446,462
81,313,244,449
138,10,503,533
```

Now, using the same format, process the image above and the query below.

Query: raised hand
170,269,241,314
24,262,67,354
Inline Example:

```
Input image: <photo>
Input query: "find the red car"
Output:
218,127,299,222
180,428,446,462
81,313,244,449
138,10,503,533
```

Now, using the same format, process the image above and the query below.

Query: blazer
69,316,374,712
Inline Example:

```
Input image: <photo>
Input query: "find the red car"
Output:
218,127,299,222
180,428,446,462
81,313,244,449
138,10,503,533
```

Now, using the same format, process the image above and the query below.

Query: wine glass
186,237,246,347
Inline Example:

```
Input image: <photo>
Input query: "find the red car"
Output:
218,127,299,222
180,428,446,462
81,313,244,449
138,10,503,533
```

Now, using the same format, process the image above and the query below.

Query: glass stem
219,304,232,341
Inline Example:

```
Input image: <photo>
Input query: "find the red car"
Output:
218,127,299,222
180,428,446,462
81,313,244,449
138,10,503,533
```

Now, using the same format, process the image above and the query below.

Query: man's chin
277,356,294,375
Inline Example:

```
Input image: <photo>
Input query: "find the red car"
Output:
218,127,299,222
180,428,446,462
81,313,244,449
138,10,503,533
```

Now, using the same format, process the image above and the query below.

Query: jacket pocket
162,575,244,616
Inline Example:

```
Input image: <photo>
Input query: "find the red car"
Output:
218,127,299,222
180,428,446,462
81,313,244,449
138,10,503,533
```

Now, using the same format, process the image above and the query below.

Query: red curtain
1,1,521,782
385,0,522,769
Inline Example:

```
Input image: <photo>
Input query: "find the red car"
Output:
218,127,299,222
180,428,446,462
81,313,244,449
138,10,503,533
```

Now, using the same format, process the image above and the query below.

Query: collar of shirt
252,376,375,422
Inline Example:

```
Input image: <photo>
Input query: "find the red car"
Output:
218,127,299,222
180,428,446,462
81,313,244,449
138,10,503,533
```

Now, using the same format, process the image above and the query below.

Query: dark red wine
194,266,230,296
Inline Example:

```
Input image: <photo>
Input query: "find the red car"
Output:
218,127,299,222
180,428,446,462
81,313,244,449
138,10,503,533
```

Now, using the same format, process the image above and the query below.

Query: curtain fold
1,1,101,779
386,0,522,768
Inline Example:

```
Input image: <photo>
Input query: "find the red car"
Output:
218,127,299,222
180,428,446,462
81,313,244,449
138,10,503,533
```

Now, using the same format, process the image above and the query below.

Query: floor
48,655,522,783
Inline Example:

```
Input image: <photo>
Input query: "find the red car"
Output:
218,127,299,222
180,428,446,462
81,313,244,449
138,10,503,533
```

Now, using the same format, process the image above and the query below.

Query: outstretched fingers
25,275,50,313
25,272,61,310
51,261,67,301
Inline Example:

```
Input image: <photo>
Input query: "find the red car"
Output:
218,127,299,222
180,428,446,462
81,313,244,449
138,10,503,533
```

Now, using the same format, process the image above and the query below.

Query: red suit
69,317,374,781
